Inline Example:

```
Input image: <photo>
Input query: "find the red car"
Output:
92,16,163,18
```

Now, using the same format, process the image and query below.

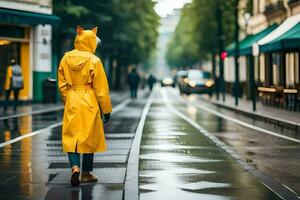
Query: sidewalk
204,94,300,126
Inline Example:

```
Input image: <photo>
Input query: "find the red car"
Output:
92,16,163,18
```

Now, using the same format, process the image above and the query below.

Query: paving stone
49,168,126,184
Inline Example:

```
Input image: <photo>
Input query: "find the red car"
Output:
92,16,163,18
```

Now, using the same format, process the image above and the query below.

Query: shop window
260,54,265,83
295,53,299,84
0,25,25,39
285,52,297,88
272,53,281,86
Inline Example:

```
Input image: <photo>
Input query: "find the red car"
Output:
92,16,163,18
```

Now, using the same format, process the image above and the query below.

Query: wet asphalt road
164,88,300,196
138,88,286,200
0,87,299,199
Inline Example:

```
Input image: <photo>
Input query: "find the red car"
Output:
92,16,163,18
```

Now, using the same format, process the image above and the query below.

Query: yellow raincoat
4,65,13,91
58,26,112,153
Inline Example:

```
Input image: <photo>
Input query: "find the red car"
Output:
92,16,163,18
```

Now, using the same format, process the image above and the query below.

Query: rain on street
0,87,299,199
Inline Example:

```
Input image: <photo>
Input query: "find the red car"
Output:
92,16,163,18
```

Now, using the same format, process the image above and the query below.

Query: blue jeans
68,153,94,172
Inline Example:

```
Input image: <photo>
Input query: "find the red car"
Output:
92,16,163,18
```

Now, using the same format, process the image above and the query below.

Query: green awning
260,22,300,52
0,8,60,27
226,24,278,56
226,35,255,56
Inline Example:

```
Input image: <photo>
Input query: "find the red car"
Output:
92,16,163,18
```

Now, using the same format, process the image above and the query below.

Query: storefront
0,8,59,101
224,24,278,99
259,19,300,89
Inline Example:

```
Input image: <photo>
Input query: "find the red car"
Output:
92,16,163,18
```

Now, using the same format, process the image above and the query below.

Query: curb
124,90,153,200
204,98,300,132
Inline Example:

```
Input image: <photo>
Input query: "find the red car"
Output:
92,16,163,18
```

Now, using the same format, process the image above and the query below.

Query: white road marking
0,122,62,148
124,91,153,200
112,99,131,113
168,89,300,144
0,98,131,148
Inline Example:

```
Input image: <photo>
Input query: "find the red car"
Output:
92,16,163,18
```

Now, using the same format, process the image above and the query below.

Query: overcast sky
154,0,192,17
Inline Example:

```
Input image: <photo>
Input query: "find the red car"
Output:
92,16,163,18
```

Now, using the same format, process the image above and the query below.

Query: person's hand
103,113,110,123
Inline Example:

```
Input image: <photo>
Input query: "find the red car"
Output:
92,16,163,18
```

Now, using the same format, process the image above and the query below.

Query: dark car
179,70,214,95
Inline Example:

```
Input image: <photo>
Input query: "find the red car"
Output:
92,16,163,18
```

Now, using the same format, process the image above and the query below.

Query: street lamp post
234,0,240,106
216,0,225,102
243,12,256,111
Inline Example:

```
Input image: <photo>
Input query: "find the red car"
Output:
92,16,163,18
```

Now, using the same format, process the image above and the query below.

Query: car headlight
183,78,189,84
189,81,196,87
163,79,173,85
205,80,214,87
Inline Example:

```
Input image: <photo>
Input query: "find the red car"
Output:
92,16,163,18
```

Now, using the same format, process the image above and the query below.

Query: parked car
161,77,175,87
179,70,214,95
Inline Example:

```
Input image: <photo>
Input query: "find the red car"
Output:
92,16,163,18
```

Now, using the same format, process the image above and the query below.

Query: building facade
251,0,300,89
0,0,59,101
224,0,300,101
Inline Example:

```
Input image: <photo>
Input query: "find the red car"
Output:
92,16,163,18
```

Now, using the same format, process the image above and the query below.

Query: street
0,87,299,200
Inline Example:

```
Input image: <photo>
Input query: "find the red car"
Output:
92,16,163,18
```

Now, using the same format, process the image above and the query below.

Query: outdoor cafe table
258,87,276,105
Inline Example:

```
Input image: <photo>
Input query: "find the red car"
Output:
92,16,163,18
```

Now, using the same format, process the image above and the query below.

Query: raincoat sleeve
4,66,13,91
92,59,112,114
58,57,68,104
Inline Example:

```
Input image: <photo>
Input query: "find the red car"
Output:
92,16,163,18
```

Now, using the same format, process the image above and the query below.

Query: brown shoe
71,166,80,186
81,172,98,183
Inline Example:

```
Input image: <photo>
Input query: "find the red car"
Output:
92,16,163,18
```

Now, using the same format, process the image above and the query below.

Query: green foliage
53,0,159,67
166,0,239,69
166,4,198,68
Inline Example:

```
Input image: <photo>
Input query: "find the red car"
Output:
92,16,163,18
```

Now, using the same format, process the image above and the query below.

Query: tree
53,0,160,89
166,4,199,68
166,0,238,68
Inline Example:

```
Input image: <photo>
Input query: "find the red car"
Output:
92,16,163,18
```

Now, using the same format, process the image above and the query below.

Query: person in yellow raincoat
58,26,112,186
3,59,24,112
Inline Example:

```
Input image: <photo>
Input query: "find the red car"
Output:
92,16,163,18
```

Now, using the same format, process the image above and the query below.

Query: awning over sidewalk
0,8,60,27
226,24,278,57
258,14,300,53
260,22,300,52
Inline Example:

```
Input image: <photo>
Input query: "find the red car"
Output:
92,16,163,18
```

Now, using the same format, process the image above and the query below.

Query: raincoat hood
74,26,98,53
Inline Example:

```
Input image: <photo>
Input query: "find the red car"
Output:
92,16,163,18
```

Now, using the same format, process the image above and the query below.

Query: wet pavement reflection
166,88,300,196
139,92,281,200
0,91,146,200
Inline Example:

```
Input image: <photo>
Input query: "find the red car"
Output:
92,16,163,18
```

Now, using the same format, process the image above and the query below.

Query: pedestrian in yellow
3,59,24,113
58,26,112,186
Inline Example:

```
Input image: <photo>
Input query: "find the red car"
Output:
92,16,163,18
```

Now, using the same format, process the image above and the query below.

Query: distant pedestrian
147,74,156,91
127,68,140,98
58,26,112,187
3,59,24,112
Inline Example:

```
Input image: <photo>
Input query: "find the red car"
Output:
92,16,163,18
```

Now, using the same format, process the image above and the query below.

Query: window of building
259,54,265,83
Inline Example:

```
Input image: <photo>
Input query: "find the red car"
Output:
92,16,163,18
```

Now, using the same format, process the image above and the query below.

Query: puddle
140,190,232,200
139,168,216,178
141,144,212,150
179,181,231,191
139,153,223,163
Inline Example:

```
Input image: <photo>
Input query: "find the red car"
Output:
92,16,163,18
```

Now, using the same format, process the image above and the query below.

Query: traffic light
221,51,227,60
